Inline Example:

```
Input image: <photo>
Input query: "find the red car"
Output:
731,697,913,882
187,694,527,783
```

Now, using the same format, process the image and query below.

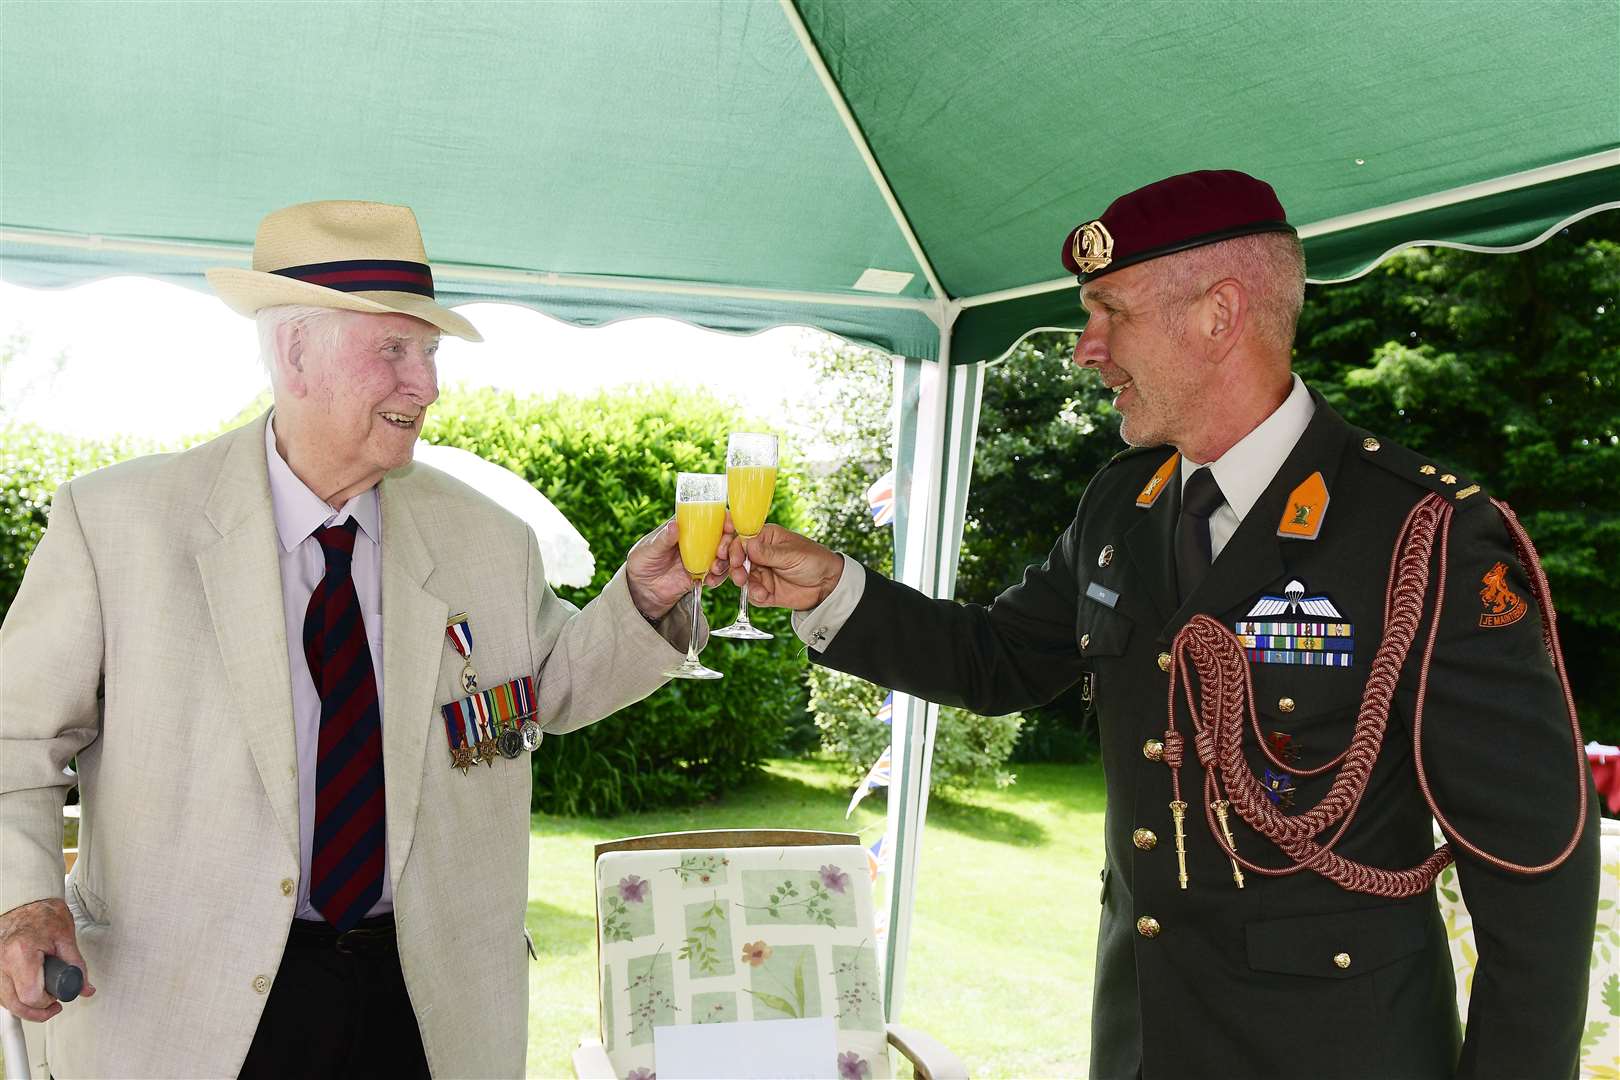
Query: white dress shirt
264,417,392,921
794,375,1316,650
1179,372,1315,560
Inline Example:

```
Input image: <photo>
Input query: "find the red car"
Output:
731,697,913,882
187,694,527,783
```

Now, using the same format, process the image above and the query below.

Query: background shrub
425,385,812,815
0,424,156,621
796,344,1027,789
809,666,1022,792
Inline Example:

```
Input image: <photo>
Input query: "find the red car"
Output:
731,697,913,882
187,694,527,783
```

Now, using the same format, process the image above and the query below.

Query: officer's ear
1199,278,1246,363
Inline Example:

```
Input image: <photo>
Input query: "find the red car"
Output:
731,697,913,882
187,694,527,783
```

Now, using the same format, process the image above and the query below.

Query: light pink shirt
264,417,392,921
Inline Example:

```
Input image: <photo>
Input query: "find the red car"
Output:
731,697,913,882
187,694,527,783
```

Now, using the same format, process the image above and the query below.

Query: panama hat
206,200,482,341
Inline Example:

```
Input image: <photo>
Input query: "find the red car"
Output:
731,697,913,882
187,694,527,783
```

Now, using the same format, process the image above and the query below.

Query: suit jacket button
1136,915,1161,938
1142,739,1165,762
280,878,295,897
252,975,271,994
1157,652,1171,672
1132,828,1157,851
1334,952,1351,969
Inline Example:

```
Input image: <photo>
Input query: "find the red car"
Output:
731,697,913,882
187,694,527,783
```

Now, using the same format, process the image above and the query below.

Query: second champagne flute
712,432,777,640
663,472,727,680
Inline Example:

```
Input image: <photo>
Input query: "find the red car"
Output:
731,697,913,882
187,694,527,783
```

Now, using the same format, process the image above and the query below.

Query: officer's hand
626,515,736,621
0,898,95,1022
728,525,844,611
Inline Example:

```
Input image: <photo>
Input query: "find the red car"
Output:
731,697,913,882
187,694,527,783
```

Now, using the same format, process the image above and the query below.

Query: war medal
440,698,477,774
471,692,498,767
445,613,479,695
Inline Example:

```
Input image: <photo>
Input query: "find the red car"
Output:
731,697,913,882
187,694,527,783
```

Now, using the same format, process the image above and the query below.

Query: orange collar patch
1277,471,1329,540
1479,562,1527,628
1136,452,1179,508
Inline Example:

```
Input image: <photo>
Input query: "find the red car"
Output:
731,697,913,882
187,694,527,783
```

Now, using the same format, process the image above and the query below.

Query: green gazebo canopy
3,1,1615,364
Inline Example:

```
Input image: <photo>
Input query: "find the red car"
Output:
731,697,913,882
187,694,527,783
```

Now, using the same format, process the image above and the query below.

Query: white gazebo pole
880,311,987,1019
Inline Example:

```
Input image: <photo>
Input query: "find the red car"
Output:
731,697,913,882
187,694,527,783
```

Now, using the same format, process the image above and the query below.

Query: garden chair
1435,815,1620,1076
572,828,967,1080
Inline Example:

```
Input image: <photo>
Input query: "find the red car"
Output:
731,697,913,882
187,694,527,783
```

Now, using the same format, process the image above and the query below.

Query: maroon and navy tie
302,519,386,930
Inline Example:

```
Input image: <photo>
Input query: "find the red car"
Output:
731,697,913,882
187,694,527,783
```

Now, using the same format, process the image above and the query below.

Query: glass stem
737,556,752,626
685,579,703,664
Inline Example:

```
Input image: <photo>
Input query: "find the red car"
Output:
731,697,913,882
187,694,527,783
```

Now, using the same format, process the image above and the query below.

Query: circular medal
520,719,542,752
498,729,523,759
460,661,479,695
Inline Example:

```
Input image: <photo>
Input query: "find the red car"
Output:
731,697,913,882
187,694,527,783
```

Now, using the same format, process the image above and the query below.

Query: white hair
256,305,347,377
1154,232,1306,354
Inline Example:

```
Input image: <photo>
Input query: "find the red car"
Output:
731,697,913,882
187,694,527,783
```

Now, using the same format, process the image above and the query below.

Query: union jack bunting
875,691,893,725
866,469,895,527
846,744,893,818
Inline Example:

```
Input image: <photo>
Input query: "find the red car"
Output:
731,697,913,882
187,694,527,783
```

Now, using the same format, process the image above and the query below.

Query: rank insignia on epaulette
1234,580,1354,666
1277,471,1329,540
1136,452,1179,508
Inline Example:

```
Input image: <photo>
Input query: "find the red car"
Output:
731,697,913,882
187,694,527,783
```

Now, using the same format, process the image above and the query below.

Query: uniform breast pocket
1078,595,1133,705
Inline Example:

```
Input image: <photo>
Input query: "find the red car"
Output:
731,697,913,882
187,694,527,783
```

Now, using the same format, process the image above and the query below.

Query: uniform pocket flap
1078,602,1133,657
1246,902,1428,979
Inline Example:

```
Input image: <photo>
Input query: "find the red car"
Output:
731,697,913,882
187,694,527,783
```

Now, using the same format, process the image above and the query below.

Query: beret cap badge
1070,220,1114,274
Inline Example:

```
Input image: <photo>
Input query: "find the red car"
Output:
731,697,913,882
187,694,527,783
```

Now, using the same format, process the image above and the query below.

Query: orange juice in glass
664,472,726,680
713,432,778,640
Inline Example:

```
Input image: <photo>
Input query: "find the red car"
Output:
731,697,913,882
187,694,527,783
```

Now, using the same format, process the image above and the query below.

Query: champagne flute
664,472,727,680
712,432,778,640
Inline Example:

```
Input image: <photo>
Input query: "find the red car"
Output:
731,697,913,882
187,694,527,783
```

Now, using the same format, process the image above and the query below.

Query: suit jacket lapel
1119,452,1181,630
197,414,300,861
379,477,448,893
1163,393,1353,639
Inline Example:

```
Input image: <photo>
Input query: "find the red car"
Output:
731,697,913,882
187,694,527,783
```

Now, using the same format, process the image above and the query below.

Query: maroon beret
1060,169,1295,283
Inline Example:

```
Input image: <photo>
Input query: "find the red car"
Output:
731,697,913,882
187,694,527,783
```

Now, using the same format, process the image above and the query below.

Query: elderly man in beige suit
0,201,728,1077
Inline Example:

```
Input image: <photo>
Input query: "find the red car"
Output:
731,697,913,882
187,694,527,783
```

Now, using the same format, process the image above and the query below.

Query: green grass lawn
524,757,1105,1078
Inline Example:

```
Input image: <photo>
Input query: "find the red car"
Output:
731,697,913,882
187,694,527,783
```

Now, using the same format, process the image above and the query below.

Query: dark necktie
302,518,386,930
1174,467,1225,605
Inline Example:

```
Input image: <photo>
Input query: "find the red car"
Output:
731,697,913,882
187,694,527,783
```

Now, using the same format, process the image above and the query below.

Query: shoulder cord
1160,493,1589,897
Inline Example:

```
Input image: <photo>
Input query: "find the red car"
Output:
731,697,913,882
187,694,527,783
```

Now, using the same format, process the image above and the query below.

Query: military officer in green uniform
730,170,1600,1079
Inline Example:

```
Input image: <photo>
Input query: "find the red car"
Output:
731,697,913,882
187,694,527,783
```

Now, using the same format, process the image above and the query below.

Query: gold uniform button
1136,915,1161,939
1157,652,1171,672
1363,437,1381,452
1333,952,1352,970
1142,739,1165,762
252,974,271,994
1278,697,1296,713
1132,828,1157,851
1098,545,1115,568
1080,633,1091,652
280,878,295,897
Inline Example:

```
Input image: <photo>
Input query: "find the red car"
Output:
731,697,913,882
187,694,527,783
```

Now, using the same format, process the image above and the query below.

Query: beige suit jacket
0,414,688,1077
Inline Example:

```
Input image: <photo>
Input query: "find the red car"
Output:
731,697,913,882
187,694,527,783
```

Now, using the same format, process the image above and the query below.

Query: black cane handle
42,956,82,1002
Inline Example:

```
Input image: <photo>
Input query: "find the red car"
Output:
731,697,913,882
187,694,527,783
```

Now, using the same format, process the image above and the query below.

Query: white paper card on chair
654,1016,838,1079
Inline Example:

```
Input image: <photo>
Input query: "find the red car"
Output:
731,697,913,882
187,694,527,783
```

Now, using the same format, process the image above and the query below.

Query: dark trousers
239,914,430,1080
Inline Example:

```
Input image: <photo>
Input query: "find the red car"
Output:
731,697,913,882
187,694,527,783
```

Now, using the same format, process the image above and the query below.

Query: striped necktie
302,518,386,930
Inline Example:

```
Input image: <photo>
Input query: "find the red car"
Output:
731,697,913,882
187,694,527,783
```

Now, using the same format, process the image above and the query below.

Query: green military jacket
814,391,1598,1080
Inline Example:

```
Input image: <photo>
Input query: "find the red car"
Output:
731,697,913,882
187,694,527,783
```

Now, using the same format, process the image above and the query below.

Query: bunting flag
866,469,895,527
875,691,893,726
866,835,888,881
846,744,893,818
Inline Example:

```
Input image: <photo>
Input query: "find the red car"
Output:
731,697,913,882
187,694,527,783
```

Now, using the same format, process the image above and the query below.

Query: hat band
1078,221,1296,283
271,259,436,298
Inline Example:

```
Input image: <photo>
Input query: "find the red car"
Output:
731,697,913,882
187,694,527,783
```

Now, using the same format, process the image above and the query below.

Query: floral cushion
1436,817,1620,1077
595,843,889,1080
